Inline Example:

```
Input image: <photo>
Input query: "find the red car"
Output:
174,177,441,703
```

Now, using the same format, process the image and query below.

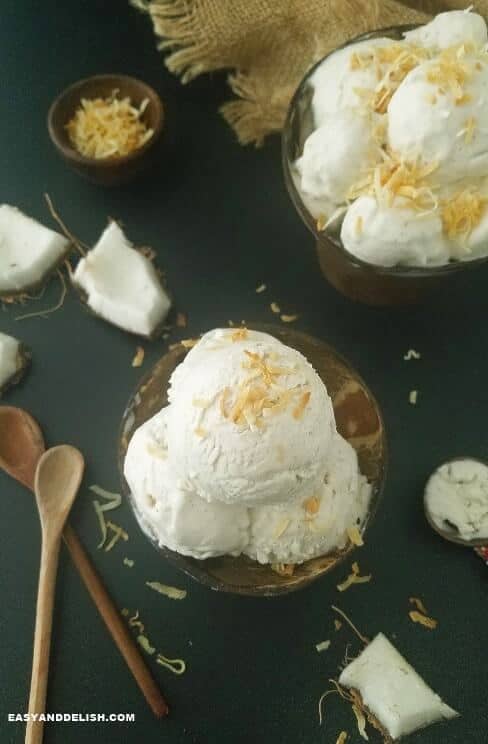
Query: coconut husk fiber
131,1,488,145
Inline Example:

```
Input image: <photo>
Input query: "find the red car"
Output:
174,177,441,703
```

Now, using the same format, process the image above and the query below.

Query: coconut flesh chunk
72,222,171,338
0,332,30,394
0,205,70,295
339,633,458,740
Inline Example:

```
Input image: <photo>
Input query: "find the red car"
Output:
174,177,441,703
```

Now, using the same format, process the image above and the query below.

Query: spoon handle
63,524,169,717
25,533,62,744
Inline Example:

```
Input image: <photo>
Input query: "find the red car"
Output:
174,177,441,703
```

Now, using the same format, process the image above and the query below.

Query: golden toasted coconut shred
66,91,154,158
441,188,488,241
351,43,430,114
348,154,439,213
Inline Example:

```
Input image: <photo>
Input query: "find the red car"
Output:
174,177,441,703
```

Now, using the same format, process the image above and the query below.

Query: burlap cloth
132,1,488,145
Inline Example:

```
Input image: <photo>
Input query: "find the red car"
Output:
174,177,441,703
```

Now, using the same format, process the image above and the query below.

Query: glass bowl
282,26,488,306
118,325,387,597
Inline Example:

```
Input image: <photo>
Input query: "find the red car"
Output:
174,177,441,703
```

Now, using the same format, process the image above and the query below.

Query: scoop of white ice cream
310,38,395,125
296,109,380,206
245,434,371,565
166,329,335,506
341,195,449,267
404,10,487,50
124,409,250,559
388,56,488,184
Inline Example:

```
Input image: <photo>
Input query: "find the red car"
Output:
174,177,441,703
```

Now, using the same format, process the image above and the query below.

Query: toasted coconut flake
270,301,281,314
409,390,418,405
403,349,421,360
409,596,429,614
334,620,343,631
347,526,364,547
66,90,154,159
317,213,328,231
303,496,321,515
181,337,198,348
273,518,291,539
280,314,299,323
146,581,187,600
128,611,145,634
293,391,311,419
255,283,267,293
123,557,135,568
132,346,145,367
316,640,331,653
176,312,187,327
121,608,129,617
409,610,438,629
426,46,474,104
337,562,372,592
441,187,487,240
336,733,348,744
192,397,210,408
231,327,249,342
272,563,295,577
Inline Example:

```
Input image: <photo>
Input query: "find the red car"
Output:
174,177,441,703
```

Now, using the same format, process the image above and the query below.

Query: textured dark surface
0,2,487,743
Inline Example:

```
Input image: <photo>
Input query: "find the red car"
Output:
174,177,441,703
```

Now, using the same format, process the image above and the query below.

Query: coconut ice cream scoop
166,329,335,506
245,433,371,565
341,195,449,267
296,109,381,207
124,409,250,559
388,54,488,185
404,9,487,50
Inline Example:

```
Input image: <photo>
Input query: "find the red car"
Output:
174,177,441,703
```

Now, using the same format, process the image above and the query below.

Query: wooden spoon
0,406,168,719
26,445,84,744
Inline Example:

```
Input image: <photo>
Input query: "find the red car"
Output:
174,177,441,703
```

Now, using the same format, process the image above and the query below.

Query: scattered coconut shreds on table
0,203,71,299
409,610,438,630
121,608,129,617
331,606,370,646
280,314,299,323
104,521,129,552
124,608,186,675
409,390,418,405
255,283,267,293
347,526,364,547
270,302,281,314
337,562,372,592
72,221,171,338
145,581,187,600
0,333,31,396
334,620,343,631
137,635,156,655
123,558,135,568
336,733,348,744
316,640,331,653
132,346,145,368
89,485,122,549
403,349,421,361
176,312,187,328
409,596,429,615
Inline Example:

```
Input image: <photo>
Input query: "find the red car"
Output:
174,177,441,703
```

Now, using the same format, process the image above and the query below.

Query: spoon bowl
424,456,488,548
0,406,45,489
35,446,85,536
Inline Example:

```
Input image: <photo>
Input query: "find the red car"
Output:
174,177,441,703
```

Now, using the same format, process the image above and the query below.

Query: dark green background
1,2,487,742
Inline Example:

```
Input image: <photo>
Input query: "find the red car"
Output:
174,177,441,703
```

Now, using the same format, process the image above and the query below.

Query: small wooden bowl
47,74,164,186
118,325,387,597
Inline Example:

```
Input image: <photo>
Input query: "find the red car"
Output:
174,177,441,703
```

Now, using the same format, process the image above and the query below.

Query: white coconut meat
339,633,458,740
73,222,171,337
0,332,29,394
0,205,70,295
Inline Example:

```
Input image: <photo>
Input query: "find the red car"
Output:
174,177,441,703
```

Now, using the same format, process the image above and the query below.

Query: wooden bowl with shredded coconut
48,74,164,186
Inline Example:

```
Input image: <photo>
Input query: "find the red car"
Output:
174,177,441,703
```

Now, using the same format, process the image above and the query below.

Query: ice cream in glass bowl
118,326,386,596
283,10,488,305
